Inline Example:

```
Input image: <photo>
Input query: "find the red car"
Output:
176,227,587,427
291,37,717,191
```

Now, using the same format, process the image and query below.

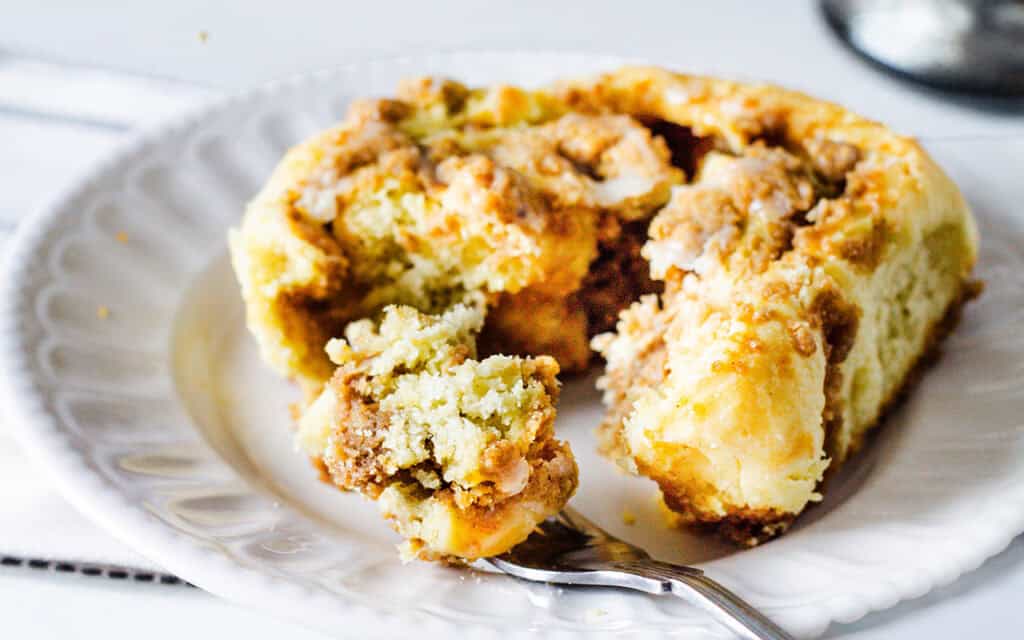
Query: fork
483,507,795,640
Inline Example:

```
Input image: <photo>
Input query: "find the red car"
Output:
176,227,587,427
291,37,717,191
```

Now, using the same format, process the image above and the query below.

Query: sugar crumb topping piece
299,302,576,561
230,67,976,554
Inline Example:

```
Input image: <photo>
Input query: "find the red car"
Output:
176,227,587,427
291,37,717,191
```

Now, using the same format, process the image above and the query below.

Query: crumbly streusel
296,303,576,560
232,67,978,552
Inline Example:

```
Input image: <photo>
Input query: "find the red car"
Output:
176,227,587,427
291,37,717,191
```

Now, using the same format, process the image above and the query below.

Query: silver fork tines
484,507,794,640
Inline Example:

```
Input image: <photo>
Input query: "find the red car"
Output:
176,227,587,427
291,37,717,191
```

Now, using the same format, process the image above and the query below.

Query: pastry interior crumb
232,67,979,551
297,303,577,560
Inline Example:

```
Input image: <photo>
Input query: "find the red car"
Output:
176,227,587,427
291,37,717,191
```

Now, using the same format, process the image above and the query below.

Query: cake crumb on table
115,231,128,243
621,509,637,526
96,305,110,319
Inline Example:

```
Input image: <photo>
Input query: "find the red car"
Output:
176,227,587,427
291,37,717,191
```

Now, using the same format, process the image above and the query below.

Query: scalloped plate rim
1,50,1022,640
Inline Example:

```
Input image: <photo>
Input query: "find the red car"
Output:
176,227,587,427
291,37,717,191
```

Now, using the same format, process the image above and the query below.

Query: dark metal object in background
823,0,1024,96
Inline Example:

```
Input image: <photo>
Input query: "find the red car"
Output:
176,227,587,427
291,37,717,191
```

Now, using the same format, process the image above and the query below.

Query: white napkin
0,56,215,575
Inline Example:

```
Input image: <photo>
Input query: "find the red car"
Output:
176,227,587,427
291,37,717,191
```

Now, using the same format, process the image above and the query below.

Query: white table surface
2,1,1023,637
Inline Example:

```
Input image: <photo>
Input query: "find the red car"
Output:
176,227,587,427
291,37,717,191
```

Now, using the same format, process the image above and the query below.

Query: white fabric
0,57,215,571
0,437,162,570
0,56,210,129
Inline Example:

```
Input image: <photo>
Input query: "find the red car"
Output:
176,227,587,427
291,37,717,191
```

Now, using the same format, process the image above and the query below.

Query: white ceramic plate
3,52,1023,639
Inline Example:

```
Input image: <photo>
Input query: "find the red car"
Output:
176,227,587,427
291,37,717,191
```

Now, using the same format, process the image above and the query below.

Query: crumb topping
231,78,687,386
297,303,575,560
233,67,978,553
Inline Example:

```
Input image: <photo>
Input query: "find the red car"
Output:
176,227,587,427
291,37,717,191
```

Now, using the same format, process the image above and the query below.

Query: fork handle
667,571,794,640
613,561,795,640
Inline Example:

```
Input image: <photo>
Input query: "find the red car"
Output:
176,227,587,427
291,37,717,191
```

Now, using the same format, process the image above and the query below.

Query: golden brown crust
643,277,979,546
661,491,795,548
234,67,979,554
230,78,688,386
586,66,978,545
666,278,976,547
479,289,592,372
